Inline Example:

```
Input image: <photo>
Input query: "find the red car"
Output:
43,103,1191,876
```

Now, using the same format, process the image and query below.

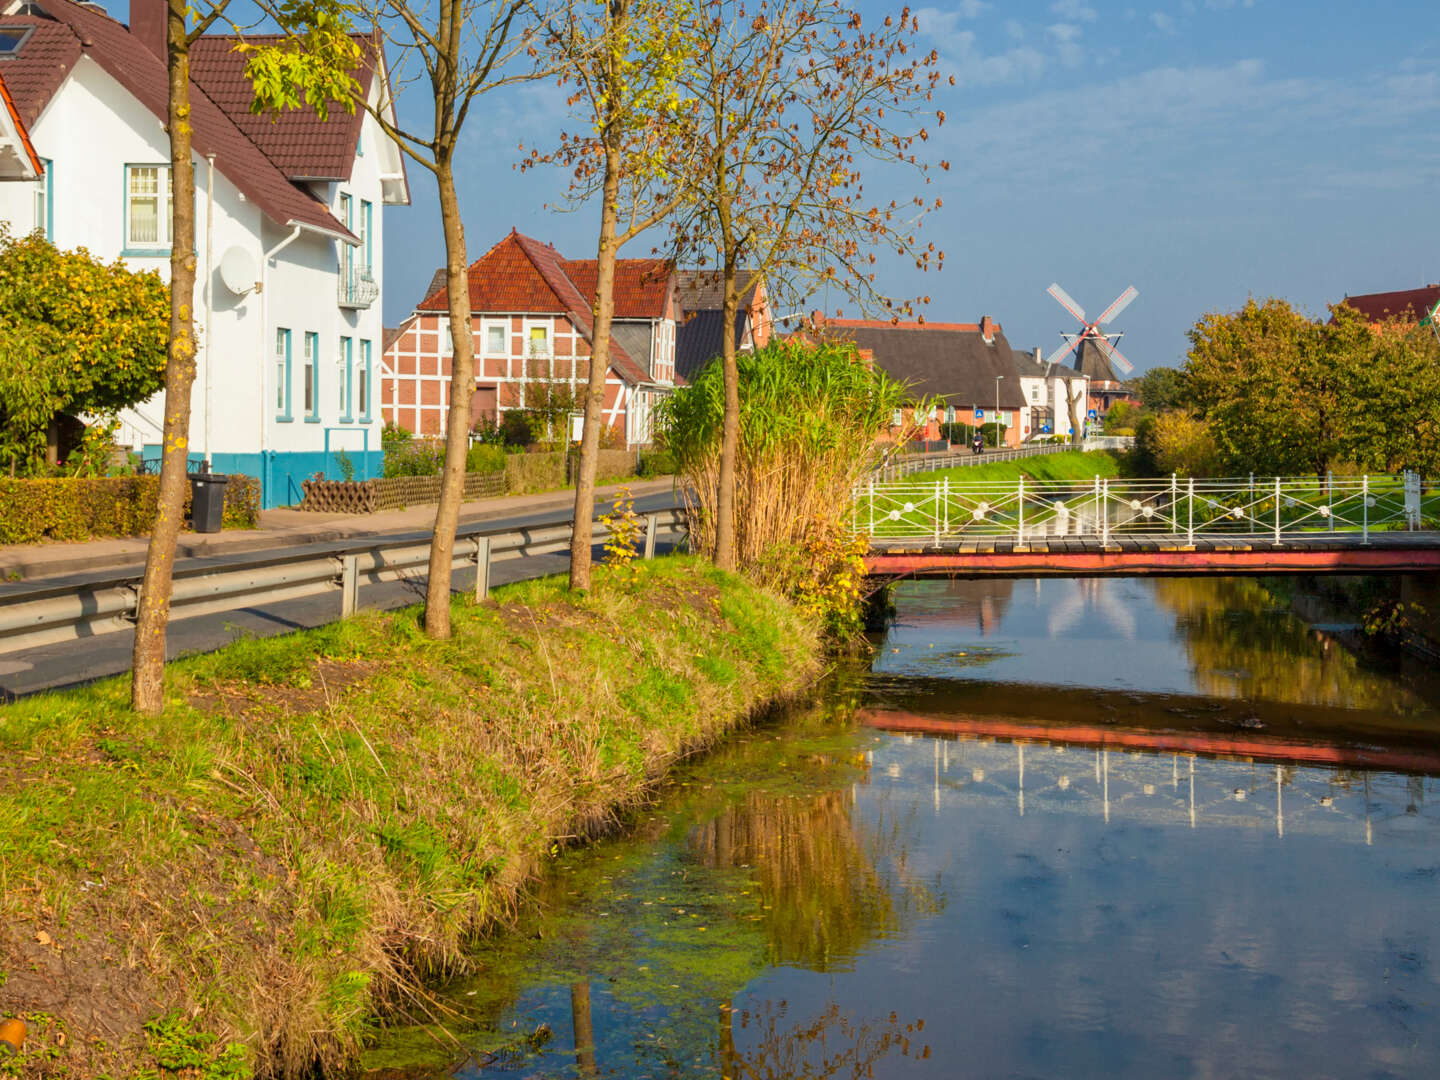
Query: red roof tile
189,33,375,181
564,258,672,319
415,230,658,385
1341,285,1440,325
0,17,82,128
11,1,353,241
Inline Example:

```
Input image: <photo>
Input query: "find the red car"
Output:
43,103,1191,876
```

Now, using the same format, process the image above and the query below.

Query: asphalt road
0,491,683,700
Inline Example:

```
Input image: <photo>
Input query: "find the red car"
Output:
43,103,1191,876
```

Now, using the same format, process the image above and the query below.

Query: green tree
131,0,360,714
0,230,167,470
666,0,946,572
1128,365,1189,411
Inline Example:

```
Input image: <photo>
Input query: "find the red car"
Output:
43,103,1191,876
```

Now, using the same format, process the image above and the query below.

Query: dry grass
0,557,821,1078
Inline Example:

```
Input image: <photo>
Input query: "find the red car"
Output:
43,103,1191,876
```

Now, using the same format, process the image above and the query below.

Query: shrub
0,474,259,543
464,443,507,474
383,438,445,478
637,447,677,477
504,451,566,493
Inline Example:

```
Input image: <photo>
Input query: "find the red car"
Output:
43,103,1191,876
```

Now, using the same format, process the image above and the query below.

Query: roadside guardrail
0,505,688,656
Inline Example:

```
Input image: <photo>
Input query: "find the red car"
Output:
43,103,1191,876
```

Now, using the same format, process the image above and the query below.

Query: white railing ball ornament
1231,507,1244,519
1129,498,1142,510
903,502,916,513
888,509,902,521
972,502,989,521
1319,505,1331,517
1142,505,1155,518
1364,496,1376,508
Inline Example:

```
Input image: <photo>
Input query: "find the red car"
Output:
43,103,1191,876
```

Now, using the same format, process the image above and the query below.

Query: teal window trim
38,157,52,241
339,335,354,423
275,327,293,421
359,339,373,422
362,200,373,274
304,332,321,422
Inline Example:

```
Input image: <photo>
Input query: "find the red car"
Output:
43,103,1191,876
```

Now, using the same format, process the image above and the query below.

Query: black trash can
189,472,229,533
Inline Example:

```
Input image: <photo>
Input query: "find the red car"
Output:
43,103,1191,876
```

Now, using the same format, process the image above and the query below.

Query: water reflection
363,579,1440,1080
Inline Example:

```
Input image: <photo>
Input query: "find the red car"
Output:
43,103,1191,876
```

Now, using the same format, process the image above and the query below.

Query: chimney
979,315,997,343
807,309,825,331
130,0,165,60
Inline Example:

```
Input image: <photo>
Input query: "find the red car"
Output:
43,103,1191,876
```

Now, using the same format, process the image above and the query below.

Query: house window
275,328,292,419
1031,386,1040,402
303,332,319,420
0,26,35,57
338,193,353,287
34,158,51,241
528,325,550,357
361,200,373,274
339,335,353,420
892,408,903,427
125,165,173,249
359,340,372,420
485,324,506,355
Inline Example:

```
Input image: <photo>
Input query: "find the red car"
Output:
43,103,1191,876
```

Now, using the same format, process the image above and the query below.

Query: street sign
1087,409,1098,419
1041,423,1051,433
975,409,984,420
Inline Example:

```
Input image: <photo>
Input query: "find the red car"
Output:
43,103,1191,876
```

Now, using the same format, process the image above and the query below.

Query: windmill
1044,283,1137,380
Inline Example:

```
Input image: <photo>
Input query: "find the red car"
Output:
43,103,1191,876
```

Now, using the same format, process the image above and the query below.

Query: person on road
971,432,984,456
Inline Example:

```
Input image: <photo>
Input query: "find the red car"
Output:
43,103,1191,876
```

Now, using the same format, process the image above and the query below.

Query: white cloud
1151,11,1179,34
1045,22,1086,67
913,1,988,37
1004,18,1027,40
1050,0,1099,20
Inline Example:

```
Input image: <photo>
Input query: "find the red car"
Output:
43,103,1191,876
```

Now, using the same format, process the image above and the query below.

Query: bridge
858,472,1440,577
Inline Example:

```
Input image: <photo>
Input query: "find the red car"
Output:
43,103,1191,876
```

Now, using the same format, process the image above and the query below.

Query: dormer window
0,26,34,58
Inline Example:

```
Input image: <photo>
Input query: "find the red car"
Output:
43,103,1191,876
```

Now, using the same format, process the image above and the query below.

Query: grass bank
0,557,821,1079
905,449,1124,486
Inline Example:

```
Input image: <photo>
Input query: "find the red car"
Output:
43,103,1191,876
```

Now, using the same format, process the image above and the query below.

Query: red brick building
381,230,679,444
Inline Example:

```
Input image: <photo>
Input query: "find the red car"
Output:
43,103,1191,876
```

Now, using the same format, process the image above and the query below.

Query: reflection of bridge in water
860,711,1438,844
858,473,1440,577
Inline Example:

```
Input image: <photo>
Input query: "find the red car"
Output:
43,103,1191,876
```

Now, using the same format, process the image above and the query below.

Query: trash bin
189,472,229,533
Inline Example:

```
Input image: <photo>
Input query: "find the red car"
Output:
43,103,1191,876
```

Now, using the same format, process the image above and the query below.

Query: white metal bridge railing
875,441,1073,482
856,473,1426,544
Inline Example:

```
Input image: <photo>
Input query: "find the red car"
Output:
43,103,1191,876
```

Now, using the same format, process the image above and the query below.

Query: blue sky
124,0,1440,372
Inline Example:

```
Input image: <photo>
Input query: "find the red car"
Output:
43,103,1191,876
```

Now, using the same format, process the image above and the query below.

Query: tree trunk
423,160,475,638
713,257,740,571
131,2,199,714
568,137,622,591
1069,381,1085,448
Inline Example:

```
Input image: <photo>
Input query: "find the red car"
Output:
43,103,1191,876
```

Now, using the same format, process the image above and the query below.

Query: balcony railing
338,270,379,309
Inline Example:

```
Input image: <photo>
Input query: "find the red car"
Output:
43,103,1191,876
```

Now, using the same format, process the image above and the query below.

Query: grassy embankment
0,557,821,1079
906,449,1124,486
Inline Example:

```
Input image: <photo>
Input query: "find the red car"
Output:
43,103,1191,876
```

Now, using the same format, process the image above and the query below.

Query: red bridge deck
866,533,1440,578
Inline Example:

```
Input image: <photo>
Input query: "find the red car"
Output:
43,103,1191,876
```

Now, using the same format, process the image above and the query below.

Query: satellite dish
219,246,258,296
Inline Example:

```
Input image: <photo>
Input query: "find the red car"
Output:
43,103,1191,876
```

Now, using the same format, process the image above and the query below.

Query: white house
0,0,409,507
1012,347,1089,441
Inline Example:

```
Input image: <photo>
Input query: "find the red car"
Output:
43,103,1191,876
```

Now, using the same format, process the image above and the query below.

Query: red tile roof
9,1,353,241
415,230,663,385
189,33,376,181
564,258,672,319
0,70,42,176
0,17,81,128
823,318,983,332
1341,285,1440,325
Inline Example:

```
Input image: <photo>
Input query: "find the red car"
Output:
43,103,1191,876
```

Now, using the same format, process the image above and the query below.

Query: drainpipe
204,153,215,462
259,225,303,503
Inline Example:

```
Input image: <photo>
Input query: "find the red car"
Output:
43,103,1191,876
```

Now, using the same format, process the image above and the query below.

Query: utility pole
994,375,1004,448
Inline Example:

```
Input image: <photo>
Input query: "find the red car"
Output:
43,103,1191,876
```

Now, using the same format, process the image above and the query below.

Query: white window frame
483,320,508,356
124,164,173,250
525,321,552,358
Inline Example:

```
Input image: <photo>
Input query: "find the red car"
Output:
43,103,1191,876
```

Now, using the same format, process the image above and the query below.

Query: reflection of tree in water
1150,577,1424,714
688,785,942,972
722,1001,929,1080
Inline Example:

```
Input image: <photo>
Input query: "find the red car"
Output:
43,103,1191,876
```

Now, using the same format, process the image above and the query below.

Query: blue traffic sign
975,409,985,419
1041,423,1051,433
1087,409,1098,419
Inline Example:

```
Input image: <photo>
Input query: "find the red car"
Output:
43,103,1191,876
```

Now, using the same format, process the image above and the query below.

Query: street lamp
994,375,1004,448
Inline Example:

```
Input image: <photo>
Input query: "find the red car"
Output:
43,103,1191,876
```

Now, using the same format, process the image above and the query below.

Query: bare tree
668,0,947,571
132,0,357,713
535,0,693,591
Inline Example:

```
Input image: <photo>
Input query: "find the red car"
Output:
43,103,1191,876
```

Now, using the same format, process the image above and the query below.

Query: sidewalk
0,477,679,582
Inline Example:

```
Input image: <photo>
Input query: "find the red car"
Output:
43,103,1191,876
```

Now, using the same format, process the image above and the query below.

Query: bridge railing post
1187,477,1195,545
1093,475,1101,539
1017,475,1025,543
1274,476,1281,544
934,480,941,546
1102,478,1110,545
943,477,949,536
868,478,874,536
1406,470,1421,530
1362,475,1369,544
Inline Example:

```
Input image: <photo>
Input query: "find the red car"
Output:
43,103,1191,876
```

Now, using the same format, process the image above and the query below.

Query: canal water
364,576,1440,1079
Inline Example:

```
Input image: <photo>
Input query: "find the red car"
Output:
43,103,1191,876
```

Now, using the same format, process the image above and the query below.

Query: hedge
0,474,260,545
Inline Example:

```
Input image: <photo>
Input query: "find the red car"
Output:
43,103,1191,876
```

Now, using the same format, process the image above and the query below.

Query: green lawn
906,450,1124,486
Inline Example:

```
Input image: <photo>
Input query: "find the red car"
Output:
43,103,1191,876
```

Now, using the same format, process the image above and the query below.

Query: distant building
1010,347,1090,441
672,269,774,383
1339,284,1440,329
381,230,678,446
1068,338,1135,418
799,315,1030,447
